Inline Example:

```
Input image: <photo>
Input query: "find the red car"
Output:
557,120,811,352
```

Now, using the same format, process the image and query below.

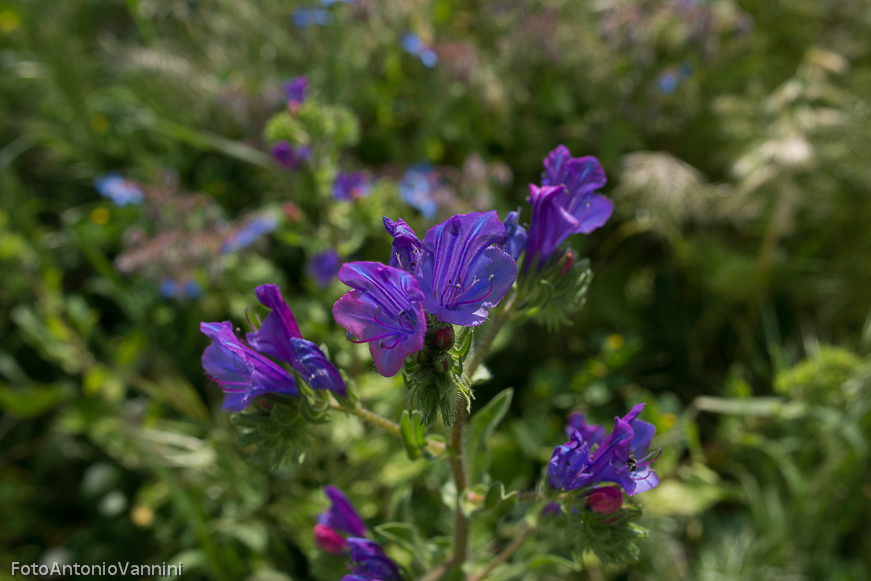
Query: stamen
452,274,495,307
347,331,397,344
381,335,402,349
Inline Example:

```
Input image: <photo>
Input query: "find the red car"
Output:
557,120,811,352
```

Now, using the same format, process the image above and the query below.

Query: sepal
514,252,592,330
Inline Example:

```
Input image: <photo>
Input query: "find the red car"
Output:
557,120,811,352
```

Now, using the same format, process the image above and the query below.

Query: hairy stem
328,401,401,437
469,525,537,581
449,396,470,567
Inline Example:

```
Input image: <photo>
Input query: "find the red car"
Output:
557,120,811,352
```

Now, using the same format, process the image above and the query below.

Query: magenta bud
587,486,623,514
434,325,454,351
560,250,575,276
314,523,348,553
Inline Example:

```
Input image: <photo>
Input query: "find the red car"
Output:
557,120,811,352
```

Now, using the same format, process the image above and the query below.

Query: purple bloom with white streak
333,262,426,377
417,211,516,327
343,538,403,581
548,403,659,496
284,76,308,110
333,171,371,201
525,146,612,269
307,249,341,287
94,173,144,206
200,321,298,411
246,284,346,396
271,141,311,170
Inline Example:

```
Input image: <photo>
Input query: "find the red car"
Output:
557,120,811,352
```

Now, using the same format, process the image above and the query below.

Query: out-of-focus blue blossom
221,214,278,254
343,538,403,581
271,141,311,170
548,403,659,496
94,173,144,206
319,0,352,5
401,33,438,68
200,321,298,411
333,171,371,201
399,164,439,219
524,146,612,269
383,217,423,273
292,8,332,26
183,280,203,298
501,211,527,261
319,485,367,538
333,262,426,377
159,278,178,298
417,211,517,327
307,249,341,287
656,62,694,94
283,76,308,110
246,284,346,396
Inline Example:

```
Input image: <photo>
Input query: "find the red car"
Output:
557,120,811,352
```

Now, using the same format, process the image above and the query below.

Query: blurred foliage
1,0,871,579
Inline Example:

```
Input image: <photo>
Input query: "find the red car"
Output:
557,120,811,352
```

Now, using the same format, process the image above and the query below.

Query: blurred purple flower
183,280,203,298
565,410,606,445
383,217,423,273
399,164,438,219
200,321,298,411
333,171,371,201
271,141,311,170
292,8,332,26
307,249,341,287
500,211,527,261
525,146,612,269
246,284,346,396
95,173,144,206
284,76,308,110
318,485,367,538
333,262,426,377
417,211,516,327
222,215,278,254
159,278,178,298
345,538,403,581
548,403,659,496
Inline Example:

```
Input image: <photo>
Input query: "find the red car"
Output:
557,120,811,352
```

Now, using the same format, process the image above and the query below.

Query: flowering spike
333,262,426,377
283,76,308,111
417,211,517,326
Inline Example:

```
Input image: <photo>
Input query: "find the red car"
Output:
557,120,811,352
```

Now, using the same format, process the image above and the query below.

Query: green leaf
400,410,425,460
374,522,422,558
465,388,513,483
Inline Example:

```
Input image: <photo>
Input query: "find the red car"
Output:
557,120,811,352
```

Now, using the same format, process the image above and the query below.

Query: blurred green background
1,0,870,579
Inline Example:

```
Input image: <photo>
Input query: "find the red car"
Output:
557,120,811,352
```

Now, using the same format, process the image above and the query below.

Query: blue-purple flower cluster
94,173,144,206
401,33,438,68
333,211,517,376
399,164,439,219
200,285,345,410
221,215,278,254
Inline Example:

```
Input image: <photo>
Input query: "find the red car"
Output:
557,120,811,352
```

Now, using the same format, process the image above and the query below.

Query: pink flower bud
587,486,623,514
434,325,454,351
313,523,348,554
560,250,575,276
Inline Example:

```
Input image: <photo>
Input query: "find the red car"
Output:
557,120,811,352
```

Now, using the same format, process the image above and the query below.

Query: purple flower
284,76,308,110
307,249,341,287
525,146,612,269
246,284,346,397
333,171,371,201
318,485,367,538
271,141,311,170
345,538,403,581
94,173,144,206
547,403,659,496
501,211,527,261
292,8,332,26
159,278,178,298
200,321,298,411
399,164,438,219
383,217,423,273
417,211,517,327
565,411,606,445
222,215,278,254
333,262,426,377
183,280,203,298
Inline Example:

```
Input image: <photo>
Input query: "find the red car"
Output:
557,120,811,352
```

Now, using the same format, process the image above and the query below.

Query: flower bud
587,486,623,514
313,523,348,554
433,325,454,351
560,249,575,276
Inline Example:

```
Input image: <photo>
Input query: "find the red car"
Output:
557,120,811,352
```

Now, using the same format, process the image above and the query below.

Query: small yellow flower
91,207,110,225
604,334,624,351
130,505,155,527
591,361,608,378
662,412,677,428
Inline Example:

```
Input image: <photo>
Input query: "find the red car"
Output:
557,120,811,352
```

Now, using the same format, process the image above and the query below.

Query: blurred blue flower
401,33,438,68
417,211,516,327
200,321,298,411
319,0,352,5
183,280,203,298
333,262,426,377
271,141,311,170
548,403,659,496
222,214,278,254
283,76,308,110
333,171,371,201
344,538,403,581
399,164,438,219
657,71,680,94
159,278,178,298
292,8,332,26
246,284,346,396
307,249,341,287
94,173,144,206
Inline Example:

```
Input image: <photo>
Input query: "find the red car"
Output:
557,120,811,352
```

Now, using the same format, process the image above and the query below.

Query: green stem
328,401,401,437
469,525,537,581
466,308,511,379
449,396,470,566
